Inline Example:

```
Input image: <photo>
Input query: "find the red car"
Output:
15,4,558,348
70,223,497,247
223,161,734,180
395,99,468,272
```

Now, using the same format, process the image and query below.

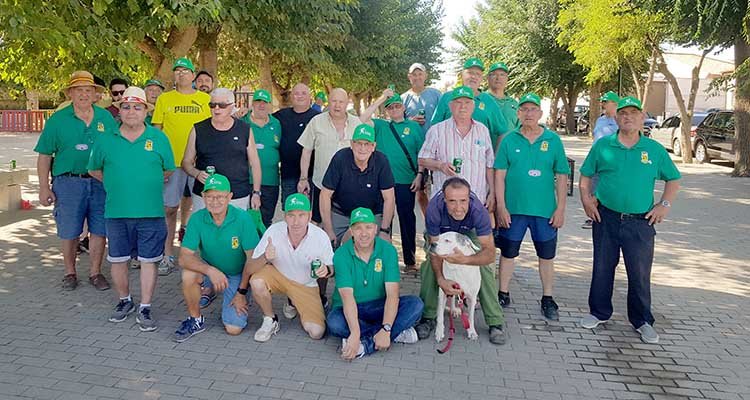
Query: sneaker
254,315,280,342
199,291,216,309
415,318,436,340
173,316,206,343
136,307,158,332
88,274,110,291
62,274,78,291
541,297,559,321
108,299,135,323
580,314,608,329
341,338,365,359
158,256,175,276
283,303,298,319
129,259,141,269
77,237,90,254
498,291,511,308
582,219,593,229
489,324,507,345
178,226,186,242
393,327,419,344
636,323,659,344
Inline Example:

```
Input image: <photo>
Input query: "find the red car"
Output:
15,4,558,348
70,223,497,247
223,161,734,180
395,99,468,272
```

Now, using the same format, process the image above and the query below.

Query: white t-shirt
252,222,334,287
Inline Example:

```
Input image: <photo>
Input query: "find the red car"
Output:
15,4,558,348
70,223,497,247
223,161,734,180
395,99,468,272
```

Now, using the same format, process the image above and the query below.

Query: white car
650,112,709,157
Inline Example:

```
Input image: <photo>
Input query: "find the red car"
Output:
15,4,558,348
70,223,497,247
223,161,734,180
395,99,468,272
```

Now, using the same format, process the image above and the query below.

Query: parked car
557,105,589,129
643,112,658,136
693,110,736,164
650,112,709,157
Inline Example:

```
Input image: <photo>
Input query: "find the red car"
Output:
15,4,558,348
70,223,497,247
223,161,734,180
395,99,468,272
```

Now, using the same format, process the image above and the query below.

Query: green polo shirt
495,128,570,218
182,205,260,276
331,237,400,309
580,132,681,214
490,94,520,132
431,90,509,148
34,105,118,176
88,125,175,218
372,118,425,184
243,114,282,186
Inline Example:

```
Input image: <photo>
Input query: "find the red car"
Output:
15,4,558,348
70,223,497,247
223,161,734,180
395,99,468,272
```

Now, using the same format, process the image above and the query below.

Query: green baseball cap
350,207,376,226
488,62,509,74
172,57,195,72
144,79,165,89
463,57,485,71
202,173,231,193
617,96,642,111
352,124,376,143
518,92,541,107
384,93,403,107
599,91,620,103
253,89,272,103
315,91,327,101
451,85,475,101
284,193,311,212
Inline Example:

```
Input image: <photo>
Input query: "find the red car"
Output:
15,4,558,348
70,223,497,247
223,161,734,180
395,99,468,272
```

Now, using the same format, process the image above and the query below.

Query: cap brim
65,83,106,93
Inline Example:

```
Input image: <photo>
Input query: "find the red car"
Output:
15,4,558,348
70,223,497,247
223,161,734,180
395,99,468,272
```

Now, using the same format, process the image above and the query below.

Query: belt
57,172,92,178
601,205,647,220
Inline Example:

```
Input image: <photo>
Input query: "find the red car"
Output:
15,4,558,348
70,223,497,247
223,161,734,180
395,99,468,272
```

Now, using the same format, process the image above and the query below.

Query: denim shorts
105,217,167,263
202,274,250,329
495,214,558,259
163,168,189,208
52,175,106,240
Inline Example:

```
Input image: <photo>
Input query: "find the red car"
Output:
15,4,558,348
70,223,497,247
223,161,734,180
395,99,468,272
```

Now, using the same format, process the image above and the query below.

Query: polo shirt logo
144,140,153,151
75,144,88,151
478,102,485,110
231,236,239,249
641,151,650,164
97,122,105,132
374,259,383,272
403,127,410,135
541,141,549,152
274,135,279,143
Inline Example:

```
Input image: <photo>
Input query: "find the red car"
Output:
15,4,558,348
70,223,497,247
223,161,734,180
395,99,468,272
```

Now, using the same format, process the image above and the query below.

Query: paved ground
1,132,749,400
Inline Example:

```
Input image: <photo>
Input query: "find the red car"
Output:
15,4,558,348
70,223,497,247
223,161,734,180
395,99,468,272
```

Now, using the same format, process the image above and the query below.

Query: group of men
35,54,680,360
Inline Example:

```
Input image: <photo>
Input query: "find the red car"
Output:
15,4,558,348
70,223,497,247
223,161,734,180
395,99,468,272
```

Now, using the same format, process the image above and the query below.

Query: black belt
600,205,647,220
57,172,92,178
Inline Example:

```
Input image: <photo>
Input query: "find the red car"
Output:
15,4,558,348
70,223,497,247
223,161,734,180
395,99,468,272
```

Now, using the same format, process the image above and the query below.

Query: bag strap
388,121,418,174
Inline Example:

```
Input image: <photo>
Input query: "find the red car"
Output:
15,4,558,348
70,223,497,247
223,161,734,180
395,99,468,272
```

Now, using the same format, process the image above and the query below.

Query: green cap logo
488,62,509,74
451,85,474,101
253,89,272,103
352,124,376,143
172,57,195,72
617,96,642,111
463,57,485,71
384,93,403,107
201,173,231,193
284,193,311,212
599,91,620,103
518,92,541,107
144,79,165,89
349,207,376,226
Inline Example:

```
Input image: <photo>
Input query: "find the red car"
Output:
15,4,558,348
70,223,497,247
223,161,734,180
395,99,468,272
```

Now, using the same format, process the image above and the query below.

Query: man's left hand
485,194,496,214
409,175,422,192
645,204,669,225
374,328,391,351
378,231,392,243
230,293,249,316
549,207,565,228
251,193,261,210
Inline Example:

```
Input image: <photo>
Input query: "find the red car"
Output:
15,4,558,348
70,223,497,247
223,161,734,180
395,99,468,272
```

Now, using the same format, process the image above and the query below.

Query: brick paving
0,132,749,400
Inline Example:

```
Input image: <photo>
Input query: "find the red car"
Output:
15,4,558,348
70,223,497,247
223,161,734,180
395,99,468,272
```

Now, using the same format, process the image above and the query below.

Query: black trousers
394,183,417,266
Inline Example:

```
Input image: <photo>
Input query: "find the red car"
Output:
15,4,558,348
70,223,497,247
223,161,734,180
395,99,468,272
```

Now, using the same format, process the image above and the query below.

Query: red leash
437,284,470,354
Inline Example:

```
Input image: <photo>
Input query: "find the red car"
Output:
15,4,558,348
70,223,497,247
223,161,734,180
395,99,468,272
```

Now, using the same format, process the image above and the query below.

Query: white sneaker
283,303,298,319
158,256,175,276
580,314,608,329
341,338,365,358
393,327,419,344
254,315,279,342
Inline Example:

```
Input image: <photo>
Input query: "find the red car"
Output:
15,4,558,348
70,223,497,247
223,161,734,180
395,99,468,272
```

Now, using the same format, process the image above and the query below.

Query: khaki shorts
251,265,325,327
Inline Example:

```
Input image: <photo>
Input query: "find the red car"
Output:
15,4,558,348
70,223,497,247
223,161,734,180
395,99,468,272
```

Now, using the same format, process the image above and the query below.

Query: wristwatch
380,226,391,234
252,190,262,196
660,200,671,208
237,287,248,295
382,323,392,332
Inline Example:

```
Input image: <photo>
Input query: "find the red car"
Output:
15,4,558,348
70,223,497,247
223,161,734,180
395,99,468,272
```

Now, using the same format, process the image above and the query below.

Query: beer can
452,157,463,174
10,159,16,169
418,109,425,116
388,84,395,91
206,165,216,175
311,259,322,279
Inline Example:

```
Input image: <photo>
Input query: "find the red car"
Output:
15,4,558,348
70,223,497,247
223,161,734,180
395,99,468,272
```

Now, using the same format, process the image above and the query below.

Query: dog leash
437,283,470,354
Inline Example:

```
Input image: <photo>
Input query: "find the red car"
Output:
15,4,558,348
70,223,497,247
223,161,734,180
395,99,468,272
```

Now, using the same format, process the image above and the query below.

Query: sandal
62,274,78,291
89,274,110,291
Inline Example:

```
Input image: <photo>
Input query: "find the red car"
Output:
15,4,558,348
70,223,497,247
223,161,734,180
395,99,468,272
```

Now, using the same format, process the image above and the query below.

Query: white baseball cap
409,63,427,73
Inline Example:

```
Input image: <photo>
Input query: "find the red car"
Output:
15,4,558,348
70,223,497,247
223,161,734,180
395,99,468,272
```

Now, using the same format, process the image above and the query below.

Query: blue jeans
326,295,424,355
280,178,298,210
202,274,251,329
589,205,656,329
52,175,106,239
394,184,417,266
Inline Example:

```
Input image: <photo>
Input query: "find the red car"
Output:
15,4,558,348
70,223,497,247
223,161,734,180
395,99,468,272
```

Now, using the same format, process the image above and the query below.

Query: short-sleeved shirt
88,125,175,218
297,112,361,188
242,114,282,186
418,119,495,203
372,118,425,184
402,87,442,134
580,132,681,214
182,205,260,276
490,94,520,132
331,237,400,309
425,191,492,237
34,105,118,176
151,90,211,167
494,128,570,218
322,148,395,216
431,90,509,148
251,221,334,287
273,107,320,180
593,115,618,143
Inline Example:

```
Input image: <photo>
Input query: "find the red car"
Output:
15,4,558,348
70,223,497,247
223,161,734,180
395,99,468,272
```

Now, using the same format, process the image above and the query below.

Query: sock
120,295,132,302
542,295,553,301
191,315,204,323
499,291,510,296
139,303,151,311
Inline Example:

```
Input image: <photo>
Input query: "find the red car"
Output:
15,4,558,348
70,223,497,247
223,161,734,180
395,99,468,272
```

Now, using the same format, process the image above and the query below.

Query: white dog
430,231,481,343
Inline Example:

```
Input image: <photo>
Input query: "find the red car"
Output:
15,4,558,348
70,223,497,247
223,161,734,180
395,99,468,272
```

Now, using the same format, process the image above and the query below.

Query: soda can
206,165,216,175
10,159,16,169
311,259,322,279
388,84,395,91
418,109,425,116
452,157,463,174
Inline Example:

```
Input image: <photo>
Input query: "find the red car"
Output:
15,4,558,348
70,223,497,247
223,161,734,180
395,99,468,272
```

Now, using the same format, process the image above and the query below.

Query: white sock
139,303,150,311
120,295,132,302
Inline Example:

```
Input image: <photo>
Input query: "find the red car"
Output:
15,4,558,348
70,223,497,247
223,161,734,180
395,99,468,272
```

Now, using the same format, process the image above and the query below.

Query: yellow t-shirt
151,90,211,167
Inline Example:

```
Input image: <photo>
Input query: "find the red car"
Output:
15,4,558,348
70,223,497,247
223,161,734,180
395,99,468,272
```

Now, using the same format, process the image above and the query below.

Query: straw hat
64,71,105,92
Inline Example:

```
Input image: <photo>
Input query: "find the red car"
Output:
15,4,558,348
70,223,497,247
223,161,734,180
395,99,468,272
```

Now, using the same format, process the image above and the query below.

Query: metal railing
0,110,55,132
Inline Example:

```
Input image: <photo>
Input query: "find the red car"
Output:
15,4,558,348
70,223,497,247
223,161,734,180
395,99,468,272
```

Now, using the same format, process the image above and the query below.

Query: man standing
248,194,333,342
34,70,117,291
486,62,519,132
327,207,424,360
174,174,260,342
151,57,211,275
414,178,507,344
431,58,509,148
88,87,174,331
494,93,570,320
583,91,620,229
311,91,327,113
106,78,128,121
360,88,425,272
579,96,681,344
143,79,165,126
273,83,320,207
194,70,214,94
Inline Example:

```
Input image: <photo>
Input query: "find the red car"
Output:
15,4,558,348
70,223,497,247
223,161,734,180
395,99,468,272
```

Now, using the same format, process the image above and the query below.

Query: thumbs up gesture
265,238,276,261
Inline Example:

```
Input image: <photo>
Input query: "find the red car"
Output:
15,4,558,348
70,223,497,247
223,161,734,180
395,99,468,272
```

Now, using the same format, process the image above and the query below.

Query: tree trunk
641,48,658,111
565,84,578,135
25,90,39,110
588,82,602,138
196,25,220,77
140,26,200,88
628,63,643,101
733,37,750,177
548,88,561,129
258,58,274,93
352,92,363,116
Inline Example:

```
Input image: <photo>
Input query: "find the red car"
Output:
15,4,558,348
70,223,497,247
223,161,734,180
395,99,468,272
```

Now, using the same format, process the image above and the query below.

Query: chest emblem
231,236,239,249
403,127,410,135
478,102,485,111
274,135,279,143
97,122,105,132
641,151,651,164
75,144,88,151
540,141,549,152
374,258,383,272
144,140,153,151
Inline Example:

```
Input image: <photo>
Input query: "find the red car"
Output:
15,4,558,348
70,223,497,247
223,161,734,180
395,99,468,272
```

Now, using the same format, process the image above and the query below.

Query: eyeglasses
120,104,146,111
111,90,125,96
209,102,234,109
174,69,193,75
203,194,229,202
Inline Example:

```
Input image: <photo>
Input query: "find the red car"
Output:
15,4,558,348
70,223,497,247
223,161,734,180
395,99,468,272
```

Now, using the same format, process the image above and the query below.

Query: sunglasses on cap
111,90,125,96
209,102,234,109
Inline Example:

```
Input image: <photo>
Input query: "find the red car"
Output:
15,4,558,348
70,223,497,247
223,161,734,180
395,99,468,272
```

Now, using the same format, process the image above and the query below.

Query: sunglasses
111,90,125,96
209,102,234,109
120,104,146,111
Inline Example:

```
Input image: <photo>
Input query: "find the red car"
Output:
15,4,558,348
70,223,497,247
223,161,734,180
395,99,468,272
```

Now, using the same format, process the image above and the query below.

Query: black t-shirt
322,148,395,216
273,107,320,180
192,118,251,198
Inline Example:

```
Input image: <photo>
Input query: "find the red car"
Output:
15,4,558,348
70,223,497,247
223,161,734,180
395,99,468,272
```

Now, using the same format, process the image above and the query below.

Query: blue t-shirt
425,191,492,237
593,115,618,142
402,88,442,134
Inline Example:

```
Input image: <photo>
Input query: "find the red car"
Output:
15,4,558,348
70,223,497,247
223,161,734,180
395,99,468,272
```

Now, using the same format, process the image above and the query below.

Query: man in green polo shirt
431,58,509,148
242,89,282,228
487,62,520,131
88,86,175,332
360,87,425,272
174,173,261,342
494,93,570,321
34,70,118,291
578,96,681,344
143,78,165,126
326,208,424,360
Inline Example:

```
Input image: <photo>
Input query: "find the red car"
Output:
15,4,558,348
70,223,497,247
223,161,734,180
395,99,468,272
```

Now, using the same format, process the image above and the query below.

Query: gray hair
210,87,237,114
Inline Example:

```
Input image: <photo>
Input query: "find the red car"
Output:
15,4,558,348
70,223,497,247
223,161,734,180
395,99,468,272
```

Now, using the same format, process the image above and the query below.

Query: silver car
650,112,709,157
